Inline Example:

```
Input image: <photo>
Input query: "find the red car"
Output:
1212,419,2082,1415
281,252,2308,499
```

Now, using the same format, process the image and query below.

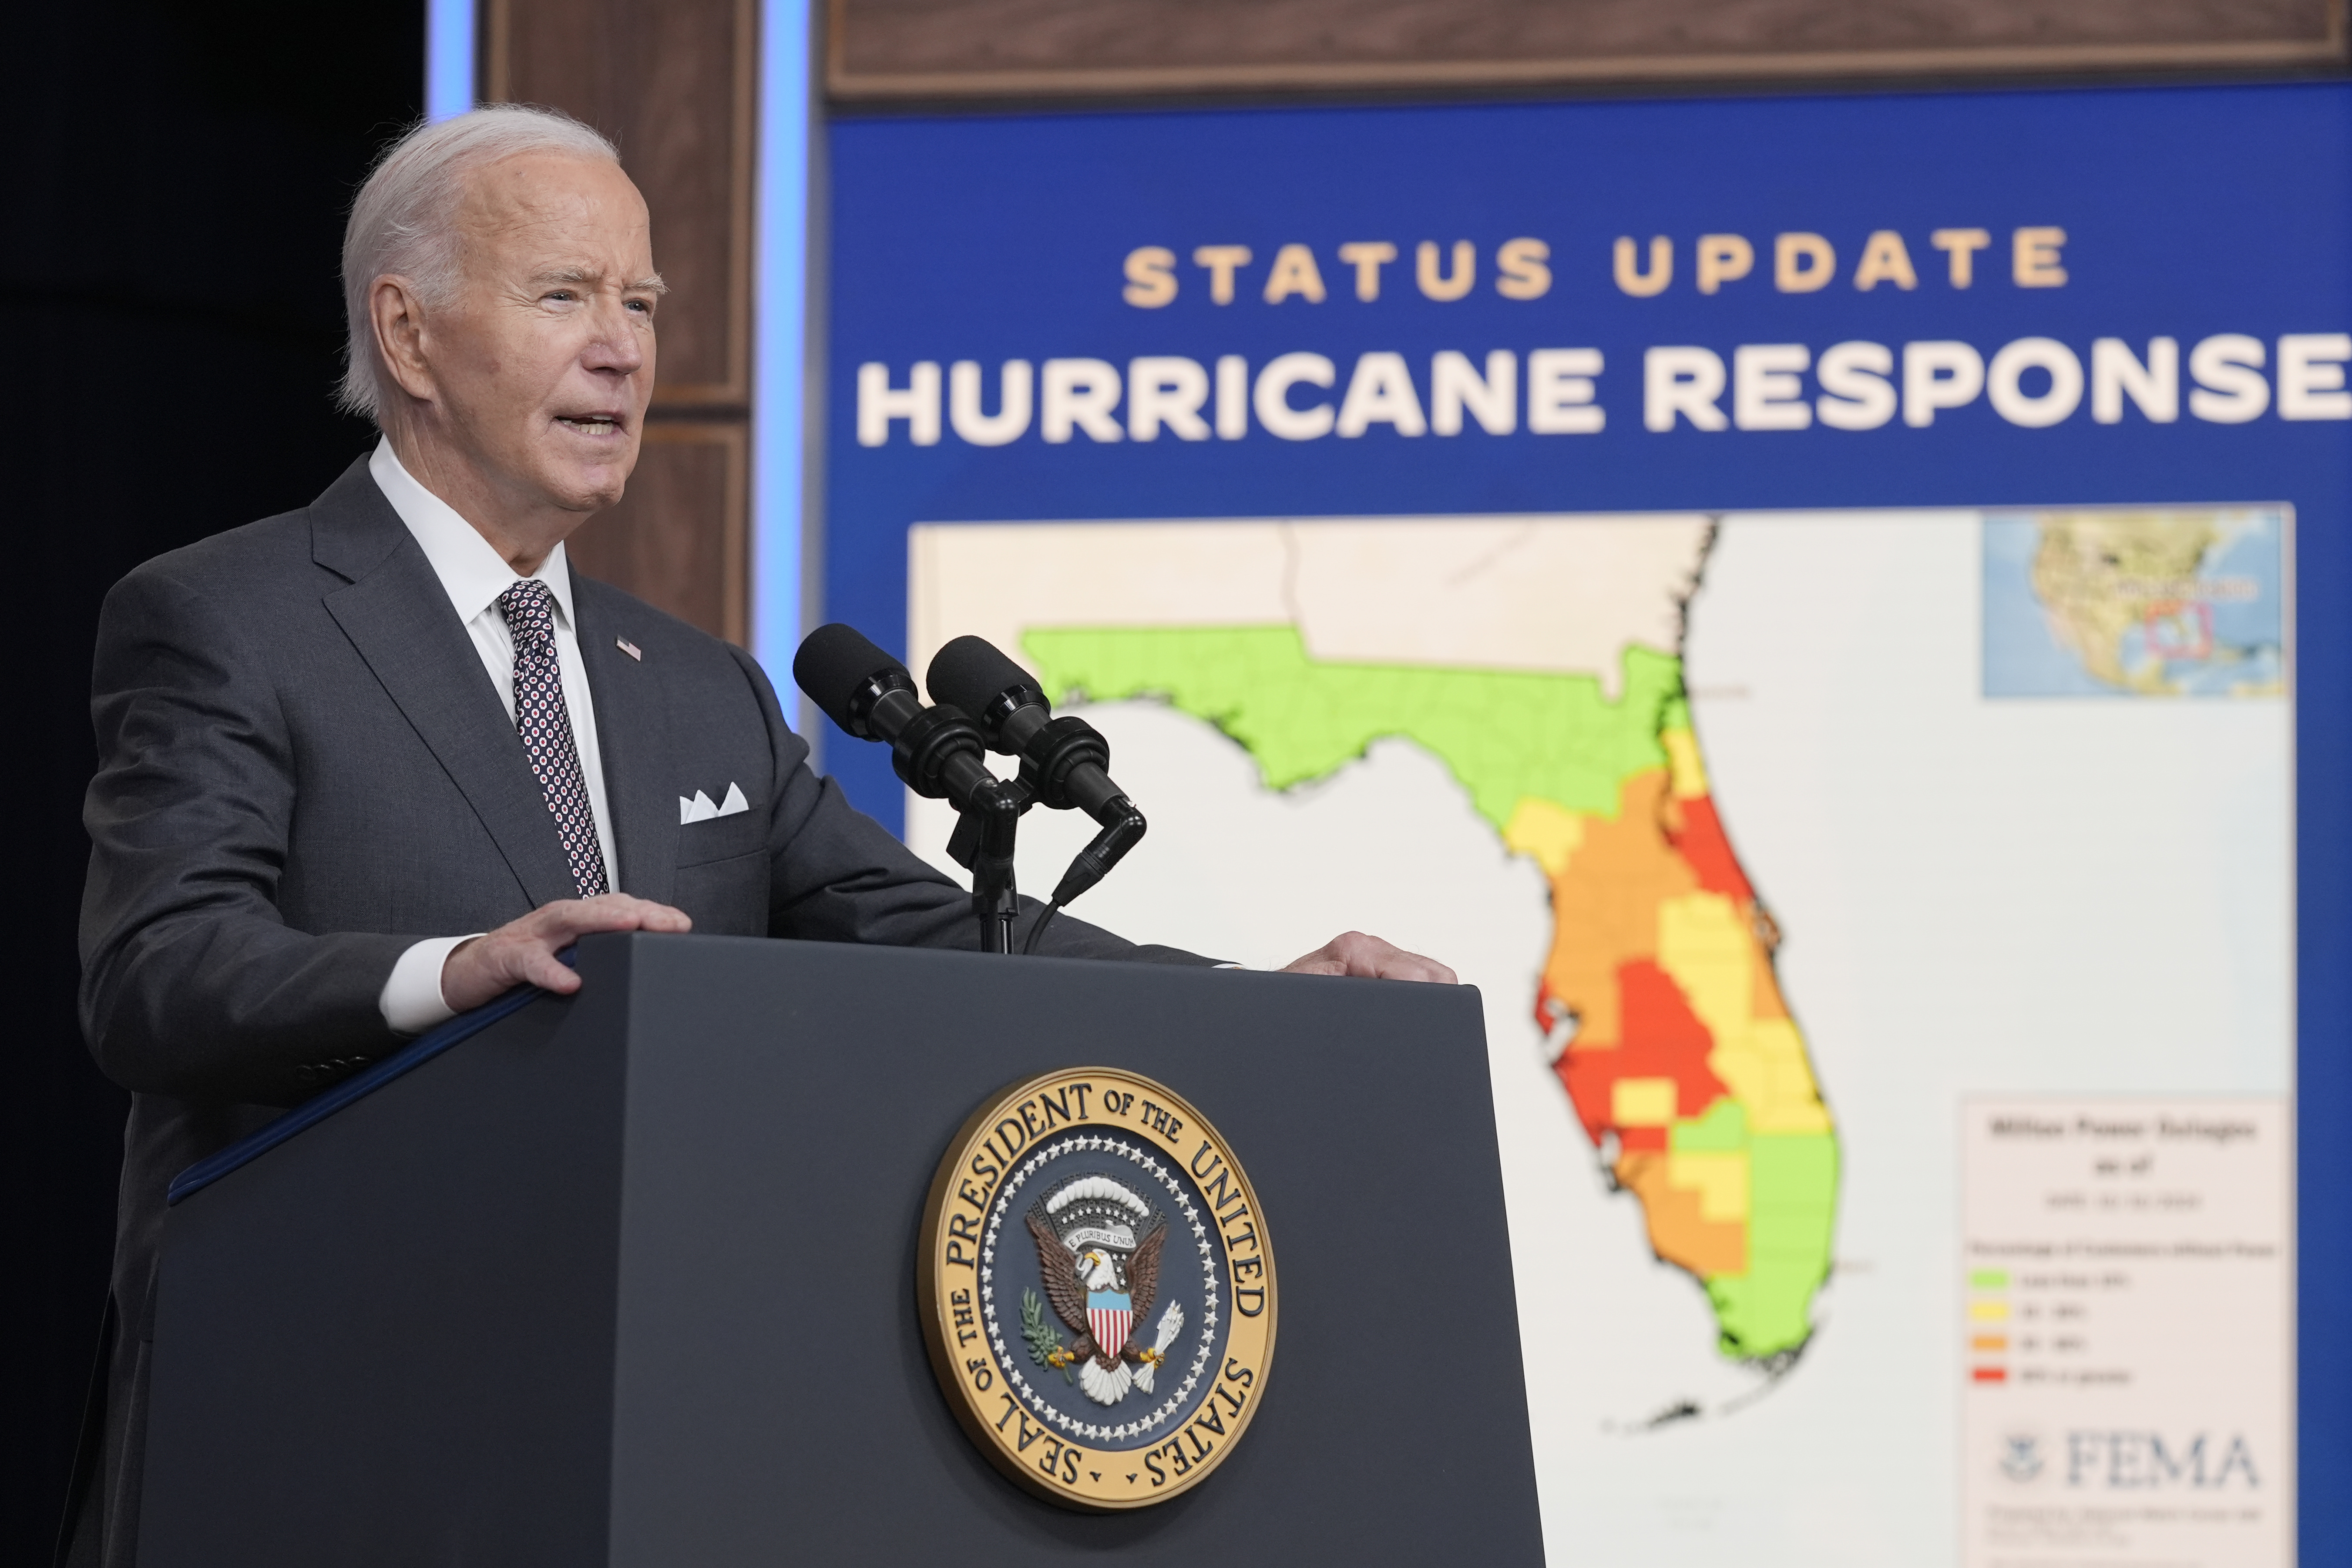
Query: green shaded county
1021,625,1683,829
1704,1132,1840,1361
1672,1098,1835,1359
1670,1096,1748,1153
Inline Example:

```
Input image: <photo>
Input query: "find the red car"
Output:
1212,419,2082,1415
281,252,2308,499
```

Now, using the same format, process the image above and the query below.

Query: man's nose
581,296,647,376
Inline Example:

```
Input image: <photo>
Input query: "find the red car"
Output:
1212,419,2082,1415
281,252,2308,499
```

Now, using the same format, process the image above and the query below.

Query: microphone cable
1021,900,1063,956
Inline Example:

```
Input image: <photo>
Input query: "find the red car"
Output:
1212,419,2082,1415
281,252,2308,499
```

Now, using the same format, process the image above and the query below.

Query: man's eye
546,290,576,303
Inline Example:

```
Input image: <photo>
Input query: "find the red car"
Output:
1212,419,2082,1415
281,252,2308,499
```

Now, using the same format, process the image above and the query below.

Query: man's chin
539,450,638,515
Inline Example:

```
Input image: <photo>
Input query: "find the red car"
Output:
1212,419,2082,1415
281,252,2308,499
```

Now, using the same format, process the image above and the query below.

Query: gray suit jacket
67,455,1209,1566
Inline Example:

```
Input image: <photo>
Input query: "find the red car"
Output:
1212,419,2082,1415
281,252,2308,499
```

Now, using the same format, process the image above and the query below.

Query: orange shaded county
1518,714,1840,1366
1617,1149,1747,1277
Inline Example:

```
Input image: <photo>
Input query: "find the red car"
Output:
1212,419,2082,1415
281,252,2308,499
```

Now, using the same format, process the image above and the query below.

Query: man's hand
440,894,692,1013
1280,931,1458,984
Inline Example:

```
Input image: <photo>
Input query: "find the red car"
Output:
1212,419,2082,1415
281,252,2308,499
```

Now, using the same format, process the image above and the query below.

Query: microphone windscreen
926,635,1039,719
793,623,906,734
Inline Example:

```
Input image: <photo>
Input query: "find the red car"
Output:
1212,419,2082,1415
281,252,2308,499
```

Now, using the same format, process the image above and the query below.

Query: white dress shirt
367,438,620,1034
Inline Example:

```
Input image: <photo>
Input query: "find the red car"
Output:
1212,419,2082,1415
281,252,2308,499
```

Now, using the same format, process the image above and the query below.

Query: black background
8,3,421,1557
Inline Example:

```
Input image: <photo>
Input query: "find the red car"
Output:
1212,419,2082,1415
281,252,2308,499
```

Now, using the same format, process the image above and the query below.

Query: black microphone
925,635,1131,823
792,623,997,810
795,623,1029,954
925,635,1146,916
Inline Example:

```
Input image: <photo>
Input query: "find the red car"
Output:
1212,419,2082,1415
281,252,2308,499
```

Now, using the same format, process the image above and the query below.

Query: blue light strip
425,0,477,120
754,0,813,677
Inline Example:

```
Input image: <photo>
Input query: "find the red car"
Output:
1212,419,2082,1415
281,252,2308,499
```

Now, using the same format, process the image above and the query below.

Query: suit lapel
311,463,580,910
572,581,680,906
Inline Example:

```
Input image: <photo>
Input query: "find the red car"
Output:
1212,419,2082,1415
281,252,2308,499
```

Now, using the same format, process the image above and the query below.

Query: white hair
337,104,621,422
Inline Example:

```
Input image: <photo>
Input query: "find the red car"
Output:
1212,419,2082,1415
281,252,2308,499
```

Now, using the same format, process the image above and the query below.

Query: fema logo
1999,1430,2045,1484
919,1068,1276,1510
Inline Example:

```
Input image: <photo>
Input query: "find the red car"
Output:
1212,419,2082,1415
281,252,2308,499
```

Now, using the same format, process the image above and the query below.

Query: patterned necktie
496,579,609,898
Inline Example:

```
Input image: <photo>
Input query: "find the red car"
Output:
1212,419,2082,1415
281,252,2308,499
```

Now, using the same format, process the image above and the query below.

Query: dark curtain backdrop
7,4,421,1557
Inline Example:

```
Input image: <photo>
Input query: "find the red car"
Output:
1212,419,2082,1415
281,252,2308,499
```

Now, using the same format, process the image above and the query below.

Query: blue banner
823,82,2345,1565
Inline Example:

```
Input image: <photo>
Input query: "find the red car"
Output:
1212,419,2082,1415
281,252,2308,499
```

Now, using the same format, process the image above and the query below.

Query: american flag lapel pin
617,637,642,661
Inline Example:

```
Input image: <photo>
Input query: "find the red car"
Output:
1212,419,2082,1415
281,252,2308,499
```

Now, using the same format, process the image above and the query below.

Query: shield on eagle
1026,1174,1171,1404
1088,1291,1133,1359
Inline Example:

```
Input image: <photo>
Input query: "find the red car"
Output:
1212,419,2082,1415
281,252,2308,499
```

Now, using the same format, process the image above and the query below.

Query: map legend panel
1962,1099,2291,1568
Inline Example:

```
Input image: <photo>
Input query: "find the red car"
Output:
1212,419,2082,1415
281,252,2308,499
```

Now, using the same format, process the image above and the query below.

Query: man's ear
369,275,437,404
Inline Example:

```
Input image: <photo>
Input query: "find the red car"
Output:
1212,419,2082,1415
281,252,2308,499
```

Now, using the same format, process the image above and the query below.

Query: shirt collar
368,436,575,629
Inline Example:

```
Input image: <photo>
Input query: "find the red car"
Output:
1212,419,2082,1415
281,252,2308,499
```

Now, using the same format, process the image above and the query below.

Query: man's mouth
555,415,624,436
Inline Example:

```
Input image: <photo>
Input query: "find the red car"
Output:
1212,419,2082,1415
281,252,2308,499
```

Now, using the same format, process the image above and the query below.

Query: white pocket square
679,782,751,824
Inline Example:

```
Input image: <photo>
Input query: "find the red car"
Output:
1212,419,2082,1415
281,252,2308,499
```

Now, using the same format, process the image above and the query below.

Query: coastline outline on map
909,515,1843,1372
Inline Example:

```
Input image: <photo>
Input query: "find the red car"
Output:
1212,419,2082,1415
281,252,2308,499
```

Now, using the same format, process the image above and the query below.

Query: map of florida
1021,623,1841,1365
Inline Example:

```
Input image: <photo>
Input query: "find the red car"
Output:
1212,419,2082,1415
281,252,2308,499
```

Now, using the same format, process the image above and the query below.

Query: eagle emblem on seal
1023,1175,1186,1406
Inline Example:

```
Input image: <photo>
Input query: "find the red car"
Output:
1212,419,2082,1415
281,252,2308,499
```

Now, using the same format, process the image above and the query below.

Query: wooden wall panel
486,0,755,408
565,423,749,645
831,0,2346,98
484,0,756,644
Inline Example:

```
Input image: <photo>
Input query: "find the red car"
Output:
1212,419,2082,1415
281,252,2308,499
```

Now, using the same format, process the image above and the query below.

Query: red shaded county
1559,958,1733,1144
1665,794,1754,905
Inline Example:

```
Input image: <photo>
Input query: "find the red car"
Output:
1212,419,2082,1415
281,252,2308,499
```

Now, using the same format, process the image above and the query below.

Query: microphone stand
945,777,1030,954
946,774,1144,957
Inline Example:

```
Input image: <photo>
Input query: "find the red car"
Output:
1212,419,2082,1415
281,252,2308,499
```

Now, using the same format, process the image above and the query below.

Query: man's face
431,152,660,516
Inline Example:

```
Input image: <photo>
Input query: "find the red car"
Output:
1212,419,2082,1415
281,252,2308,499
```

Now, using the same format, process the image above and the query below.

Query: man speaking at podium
67,105,1451,1565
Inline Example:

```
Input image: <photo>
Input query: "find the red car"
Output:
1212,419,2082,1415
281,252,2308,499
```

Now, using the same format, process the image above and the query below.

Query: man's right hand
440,894,692,1013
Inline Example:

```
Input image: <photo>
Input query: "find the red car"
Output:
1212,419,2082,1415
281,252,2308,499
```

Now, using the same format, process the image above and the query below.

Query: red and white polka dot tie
497,579,609,898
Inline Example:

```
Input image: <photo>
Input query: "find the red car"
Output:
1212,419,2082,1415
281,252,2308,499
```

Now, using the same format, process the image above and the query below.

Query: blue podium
139,933,1542,1565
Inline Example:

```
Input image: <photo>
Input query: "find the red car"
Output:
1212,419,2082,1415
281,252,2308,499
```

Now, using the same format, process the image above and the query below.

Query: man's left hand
1280,931,1458,983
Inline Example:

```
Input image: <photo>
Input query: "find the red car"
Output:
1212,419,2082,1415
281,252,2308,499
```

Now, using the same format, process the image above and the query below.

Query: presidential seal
917,1068,1276,1510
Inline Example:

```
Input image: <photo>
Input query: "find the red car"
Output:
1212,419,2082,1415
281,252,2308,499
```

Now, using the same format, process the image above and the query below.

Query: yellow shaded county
1656,893,1833,1135
1502,797,1585,877
1668,1150,1750,1223
1662,726,1710,801
1542,769,1698,1049
1618,1149,1746,1276
1612,1077,1679,1127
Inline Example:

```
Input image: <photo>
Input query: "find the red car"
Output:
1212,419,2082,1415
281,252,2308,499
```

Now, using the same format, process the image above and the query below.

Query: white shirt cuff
378,935,480,1036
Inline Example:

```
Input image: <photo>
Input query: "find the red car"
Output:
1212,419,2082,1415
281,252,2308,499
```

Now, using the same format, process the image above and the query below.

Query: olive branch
1021,1288,1073,1382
